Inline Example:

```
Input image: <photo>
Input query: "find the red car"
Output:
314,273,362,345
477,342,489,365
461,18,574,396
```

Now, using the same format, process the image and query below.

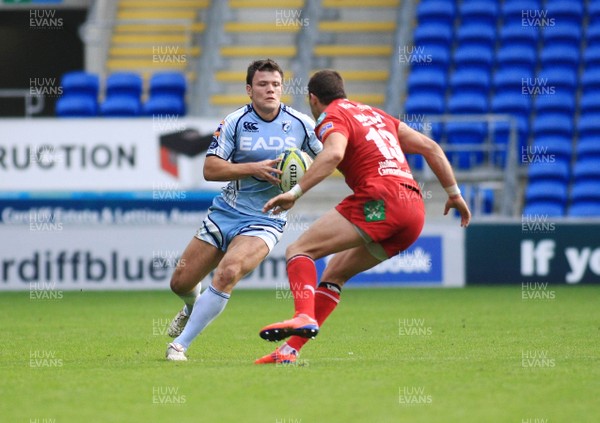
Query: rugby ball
276,147,312,192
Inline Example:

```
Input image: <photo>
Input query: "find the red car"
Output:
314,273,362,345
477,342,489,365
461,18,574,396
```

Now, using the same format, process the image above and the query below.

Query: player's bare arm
263,132,346,214
204,155,282,185
397,122,471,227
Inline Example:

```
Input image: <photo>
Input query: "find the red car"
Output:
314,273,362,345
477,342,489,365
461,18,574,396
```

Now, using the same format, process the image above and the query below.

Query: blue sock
178,284,201,315
174,285,230,349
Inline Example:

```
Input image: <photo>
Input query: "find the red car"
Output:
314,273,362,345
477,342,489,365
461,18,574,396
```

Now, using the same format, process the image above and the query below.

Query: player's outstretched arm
397,122,471,227
204,155,282,185
263,132,347,214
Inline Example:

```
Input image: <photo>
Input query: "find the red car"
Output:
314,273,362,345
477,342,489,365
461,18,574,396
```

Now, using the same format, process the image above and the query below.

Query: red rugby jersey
315,98,419,192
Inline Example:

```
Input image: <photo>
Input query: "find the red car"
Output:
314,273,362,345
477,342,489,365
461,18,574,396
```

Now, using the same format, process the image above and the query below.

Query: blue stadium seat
456,24,496,50
576,138,600,160
55,95,97,117
540,45,579,72
460,1,498,27
99,96,141,117
581,68,600,90
411,46,451,72
143,95,186,116
578,113,600,138
60,71,99,98
407,68,447,97
454,45,494,72
105,72,143,98
149,72,187,98
523,202,565,217
542,24,581,50
405,93,444,115
499,24,539,49
446,93,488,168
536,67,578,95
546,0,584,26
493,68,534,92
413,24,453,49
449,68,490,96
571,181,600,204
535,92,576,118
587,23,600,46
503,1,543,25
580,92,600,114
527,161,570,183
525,181,568,206
496,45,537,73
416,1,455,26
588,1,600,25
583,45,600,69
532,115,574,140
573,159,600,182
568,202,600,217
529,136,572,165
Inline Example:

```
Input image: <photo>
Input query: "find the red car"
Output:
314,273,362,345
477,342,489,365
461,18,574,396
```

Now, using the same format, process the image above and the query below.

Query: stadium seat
446,93,488,168
578,113,600,138
100,96,141,117
460,1,498,27
540,45,579,72
529,136,572,165
583,45,600,69
573,159,600,182
536,67,578,95
502,0,542,24
576,138,600,160
456,24,496,50
586,23,600,46
60,71,99,98
571,181,600,204
523,202,565,217
527,161,570,183
588,1,600,25
535,92,576,118
449,68,490,96
525,181,568,205
532,115,573,140
545,0,583,26
499,24,539,50
143,95,185,116
149,72,186,97
542,24,581,50
580,92,600,114
413,24,453,49
568,202,600,217
105,72,143,98
407,68,446,97
404,92,444,115
416,1,455,26
453,45,494,72
496,45,537,73
581,68,600,90
411,46,451,72
493,68,534,92
55,95,97,117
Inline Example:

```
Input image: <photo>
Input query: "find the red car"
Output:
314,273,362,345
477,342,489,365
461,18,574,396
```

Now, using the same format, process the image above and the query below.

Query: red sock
287,255,317,318
287,283,341,352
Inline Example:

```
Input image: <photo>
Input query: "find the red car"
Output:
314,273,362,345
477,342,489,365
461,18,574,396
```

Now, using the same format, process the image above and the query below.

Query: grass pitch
1,286,598,423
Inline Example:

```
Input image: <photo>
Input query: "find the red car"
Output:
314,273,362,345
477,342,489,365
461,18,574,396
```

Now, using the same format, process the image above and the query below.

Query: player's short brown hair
308,70,347,105
246,59,284,86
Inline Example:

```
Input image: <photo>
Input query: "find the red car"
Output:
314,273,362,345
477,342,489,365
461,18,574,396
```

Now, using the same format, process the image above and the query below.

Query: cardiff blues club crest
282,121,292,133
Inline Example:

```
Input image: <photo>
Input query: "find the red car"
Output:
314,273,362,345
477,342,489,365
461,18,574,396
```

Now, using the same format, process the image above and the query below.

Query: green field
1,286,598,423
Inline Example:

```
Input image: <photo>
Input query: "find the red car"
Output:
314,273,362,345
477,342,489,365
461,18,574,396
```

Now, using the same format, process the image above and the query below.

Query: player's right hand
253,158,282,185
443,195,471,227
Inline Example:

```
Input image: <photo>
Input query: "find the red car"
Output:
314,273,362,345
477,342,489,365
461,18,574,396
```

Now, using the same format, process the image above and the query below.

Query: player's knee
169,267,190,295
212,262,241,291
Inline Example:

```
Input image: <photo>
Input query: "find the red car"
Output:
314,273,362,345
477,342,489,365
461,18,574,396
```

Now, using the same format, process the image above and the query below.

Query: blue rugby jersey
207,103,322,219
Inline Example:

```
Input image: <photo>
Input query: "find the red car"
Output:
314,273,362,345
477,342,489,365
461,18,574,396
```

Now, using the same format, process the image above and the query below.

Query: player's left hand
443,195,471,227
263,192,297,214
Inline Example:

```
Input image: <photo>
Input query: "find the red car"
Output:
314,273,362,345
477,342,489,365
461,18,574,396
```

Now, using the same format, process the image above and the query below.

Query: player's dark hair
308,70,347,105
246,59,284,86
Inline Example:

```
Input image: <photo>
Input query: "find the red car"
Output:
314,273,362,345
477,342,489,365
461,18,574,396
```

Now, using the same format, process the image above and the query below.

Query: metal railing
0,89,45,117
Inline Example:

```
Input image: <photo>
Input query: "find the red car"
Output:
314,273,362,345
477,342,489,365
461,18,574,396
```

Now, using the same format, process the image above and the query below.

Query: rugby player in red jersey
255,69,471,364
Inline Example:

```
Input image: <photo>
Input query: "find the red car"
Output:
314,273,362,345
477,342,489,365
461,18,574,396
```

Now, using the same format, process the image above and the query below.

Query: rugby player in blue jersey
165,59,322,361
